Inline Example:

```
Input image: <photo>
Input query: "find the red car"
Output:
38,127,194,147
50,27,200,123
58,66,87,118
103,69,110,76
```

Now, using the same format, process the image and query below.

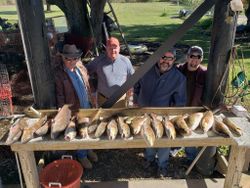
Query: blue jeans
185,147,198,161
75,150,88,159
145,148,170,169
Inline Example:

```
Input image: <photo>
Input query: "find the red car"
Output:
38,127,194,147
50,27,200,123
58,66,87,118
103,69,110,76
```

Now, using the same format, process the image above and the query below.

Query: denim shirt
65,67,91,108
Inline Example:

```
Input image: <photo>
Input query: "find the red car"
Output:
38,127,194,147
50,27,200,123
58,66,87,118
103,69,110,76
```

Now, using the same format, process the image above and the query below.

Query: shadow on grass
0,11,17,16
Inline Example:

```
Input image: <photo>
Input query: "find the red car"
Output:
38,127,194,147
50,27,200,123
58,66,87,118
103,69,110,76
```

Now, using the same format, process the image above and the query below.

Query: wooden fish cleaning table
9,107,250,188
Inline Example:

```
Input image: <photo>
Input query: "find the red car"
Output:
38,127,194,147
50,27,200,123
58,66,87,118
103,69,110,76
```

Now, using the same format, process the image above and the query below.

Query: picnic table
7,107,250,188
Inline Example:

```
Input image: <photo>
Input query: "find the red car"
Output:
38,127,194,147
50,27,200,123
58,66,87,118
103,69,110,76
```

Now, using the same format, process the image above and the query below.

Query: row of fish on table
5,105,243,146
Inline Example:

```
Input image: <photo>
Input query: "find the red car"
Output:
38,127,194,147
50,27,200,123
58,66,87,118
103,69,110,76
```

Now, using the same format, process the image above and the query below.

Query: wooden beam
224,146,247,188
15,0,56,108
102,0,216,108
204,0,238,108
11,137,235,152
18,151,39,188
243,149,250,172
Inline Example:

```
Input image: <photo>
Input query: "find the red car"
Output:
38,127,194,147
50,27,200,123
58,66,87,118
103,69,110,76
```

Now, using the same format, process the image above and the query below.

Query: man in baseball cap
86,37,134,107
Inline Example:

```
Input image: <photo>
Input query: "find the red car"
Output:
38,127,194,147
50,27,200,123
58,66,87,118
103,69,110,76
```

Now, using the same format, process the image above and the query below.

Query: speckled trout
141,115,155,146
200,111,214,133
117,116,131,139
150,113,164,139
51,105,71,139
163,116,176,139
213,118,233,137
187,112,203,130
223,117,242,136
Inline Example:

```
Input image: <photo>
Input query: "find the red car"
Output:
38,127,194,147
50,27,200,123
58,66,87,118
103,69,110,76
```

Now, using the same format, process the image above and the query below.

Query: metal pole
15,152,24,188
107,0,134,63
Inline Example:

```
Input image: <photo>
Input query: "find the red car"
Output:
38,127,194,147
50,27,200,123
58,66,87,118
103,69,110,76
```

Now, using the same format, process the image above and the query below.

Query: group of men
54,36,207,176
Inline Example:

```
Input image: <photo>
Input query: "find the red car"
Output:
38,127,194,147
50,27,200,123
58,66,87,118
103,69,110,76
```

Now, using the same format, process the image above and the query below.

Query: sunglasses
161,56,174,61
64,57,79,61
190,54,202,59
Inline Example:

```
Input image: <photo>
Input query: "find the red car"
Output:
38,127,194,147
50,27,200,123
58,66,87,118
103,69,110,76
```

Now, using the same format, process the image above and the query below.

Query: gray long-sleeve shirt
134,65,187,107
86,54,134,98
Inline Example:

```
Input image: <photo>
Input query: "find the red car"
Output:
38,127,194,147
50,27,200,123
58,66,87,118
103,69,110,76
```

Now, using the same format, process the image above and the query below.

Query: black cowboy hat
61,44,83,58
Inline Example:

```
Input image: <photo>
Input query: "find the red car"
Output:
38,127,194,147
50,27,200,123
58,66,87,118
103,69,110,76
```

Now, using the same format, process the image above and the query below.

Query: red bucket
40,159,83,188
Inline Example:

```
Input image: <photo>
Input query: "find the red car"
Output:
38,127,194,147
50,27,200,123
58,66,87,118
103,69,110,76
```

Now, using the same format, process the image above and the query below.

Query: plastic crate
0,64,12,116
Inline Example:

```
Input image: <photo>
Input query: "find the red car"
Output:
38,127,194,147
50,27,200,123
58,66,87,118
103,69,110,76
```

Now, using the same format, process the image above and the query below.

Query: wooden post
203,0,238,108
18,151,40,188
243,149,250,172
15,0,56,109
224,146,247,188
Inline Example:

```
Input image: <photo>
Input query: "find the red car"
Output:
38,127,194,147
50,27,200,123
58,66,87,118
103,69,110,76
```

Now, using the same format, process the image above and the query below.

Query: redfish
95,118,108,138
163,116,176,139
131,116,147,135
187,112,203,130
141,115,155,146
21,115,47,143
107,119,118,140
150,113,164,139
174,115,191,136
51,105,71,139
35,119,51,136
64,117,77,141
200,111,214,133
77,117,90,139
6,118,28,145
117,116,131,139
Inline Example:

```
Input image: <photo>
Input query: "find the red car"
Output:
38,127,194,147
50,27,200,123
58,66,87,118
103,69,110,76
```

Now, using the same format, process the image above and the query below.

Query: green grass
0,2,250,109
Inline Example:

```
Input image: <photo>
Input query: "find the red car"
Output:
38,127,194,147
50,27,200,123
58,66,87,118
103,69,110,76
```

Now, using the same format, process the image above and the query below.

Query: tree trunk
47,0,90,36
246,0,250,25
46,2,51,12
16,0,56,108
203,0,238,108
90,0,106,47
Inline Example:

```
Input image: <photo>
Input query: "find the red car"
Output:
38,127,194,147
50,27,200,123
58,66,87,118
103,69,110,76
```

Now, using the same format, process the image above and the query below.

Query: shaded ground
84,149,223,182
0,147,224,185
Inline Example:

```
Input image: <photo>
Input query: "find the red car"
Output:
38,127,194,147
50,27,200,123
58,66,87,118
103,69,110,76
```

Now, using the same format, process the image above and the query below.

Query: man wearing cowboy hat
55,44,98,169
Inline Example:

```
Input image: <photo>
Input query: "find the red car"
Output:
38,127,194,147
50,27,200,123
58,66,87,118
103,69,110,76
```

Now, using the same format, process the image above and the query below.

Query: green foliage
198,17,213,30
217,146,230,157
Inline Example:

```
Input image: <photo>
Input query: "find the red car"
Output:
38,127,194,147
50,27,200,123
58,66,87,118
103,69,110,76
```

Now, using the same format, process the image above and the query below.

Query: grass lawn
0,2,249,109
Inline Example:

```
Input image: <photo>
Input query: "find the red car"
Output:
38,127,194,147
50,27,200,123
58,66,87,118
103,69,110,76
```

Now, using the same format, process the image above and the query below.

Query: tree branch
47,0,66,12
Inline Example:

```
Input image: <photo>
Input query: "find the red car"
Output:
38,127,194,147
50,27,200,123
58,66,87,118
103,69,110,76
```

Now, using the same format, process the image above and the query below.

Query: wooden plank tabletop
227,117,250,148
3,107,250,151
